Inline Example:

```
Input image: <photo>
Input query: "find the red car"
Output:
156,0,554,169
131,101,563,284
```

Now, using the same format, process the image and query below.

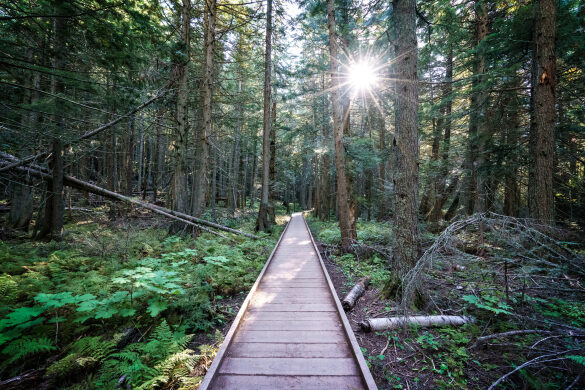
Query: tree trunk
360,315,474,332
327,0,356,252
256,0,273,232
462,2,488,216
193,0,216,216
503,85,521,217
390,0,420,289
124,115,135,196
377,112,386,221
529,0,556,222
428,46,453,223
268,101,277,223
170,0,191,232
37,1,66,240
230,79,243,214
319,71,330,221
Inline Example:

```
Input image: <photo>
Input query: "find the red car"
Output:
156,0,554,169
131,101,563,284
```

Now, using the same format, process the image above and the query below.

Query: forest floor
308,216,585,390
1,206,584,389
0,205,286,389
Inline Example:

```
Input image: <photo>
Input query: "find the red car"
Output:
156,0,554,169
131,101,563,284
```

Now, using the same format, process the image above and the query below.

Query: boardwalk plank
213,375,365,390
247,302,336,311
243,311,339,321
233,330,345,343
219,357,360,376
228,342,350,358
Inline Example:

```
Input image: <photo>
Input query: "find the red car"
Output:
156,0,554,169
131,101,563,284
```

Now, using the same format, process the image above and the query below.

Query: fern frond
567,355,585,366
2,336,55,364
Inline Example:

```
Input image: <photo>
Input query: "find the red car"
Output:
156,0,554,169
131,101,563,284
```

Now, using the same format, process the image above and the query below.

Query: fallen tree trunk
342,276,371,311
0,154,259,239
359,315,475,332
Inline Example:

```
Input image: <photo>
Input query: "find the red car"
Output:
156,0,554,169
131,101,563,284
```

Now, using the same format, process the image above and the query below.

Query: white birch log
342,276,371,311
359,315,475,332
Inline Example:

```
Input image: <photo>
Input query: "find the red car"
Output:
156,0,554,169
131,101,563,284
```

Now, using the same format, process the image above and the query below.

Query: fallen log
359,315,475,332
0,155,259,239
342,276,371,311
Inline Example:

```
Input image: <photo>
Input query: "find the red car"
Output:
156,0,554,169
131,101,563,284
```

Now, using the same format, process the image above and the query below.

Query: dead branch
0,86,169,174
0,154,258,240
487,349,582,390
400,212,585,314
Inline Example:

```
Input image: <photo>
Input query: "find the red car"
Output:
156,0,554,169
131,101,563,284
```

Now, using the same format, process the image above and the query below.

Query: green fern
566,355,585,366
45,336,116,379
2,336,56,364
137,349,197,390
0,274,19,305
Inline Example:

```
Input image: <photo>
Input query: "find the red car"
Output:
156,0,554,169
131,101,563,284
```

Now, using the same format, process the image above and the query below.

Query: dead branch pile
400,212,585,312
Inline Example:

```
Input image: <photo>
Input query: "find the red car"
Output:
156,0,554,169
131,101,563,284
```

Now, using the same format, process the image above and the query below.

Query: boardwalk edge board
301,213,378,390
198,218,292,390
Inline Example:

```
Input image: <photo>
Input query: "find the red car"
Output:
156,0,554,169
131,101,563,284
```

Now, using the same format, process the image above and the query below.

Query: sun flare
347,61,378,91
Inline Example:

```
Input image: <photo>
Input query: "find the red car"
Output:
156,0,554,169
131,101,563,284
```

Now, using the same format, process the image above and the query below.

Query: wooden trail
200,213,376,390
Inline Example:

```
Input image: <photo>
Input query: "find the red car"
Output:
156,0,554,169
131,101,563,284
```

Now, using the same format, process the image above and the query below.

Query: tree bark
193,0,216,216
342,276,371,311
377,111,386,221
256,0,273,232
359,315,474,332
229,79,243,214
529,0,556,223
170,0,191,232
462,1,488,216
268,101,277,223
319,71,330,221
390,0,420,286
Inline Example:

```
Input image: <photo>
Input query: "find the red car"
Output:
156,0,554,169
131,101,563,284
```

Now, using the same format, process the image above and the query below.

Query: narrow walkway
200,213,376,389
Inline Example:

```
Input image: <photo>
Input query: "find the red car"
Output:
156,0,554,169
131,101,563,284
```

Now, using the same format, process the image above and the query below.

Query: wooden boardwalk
200,213,377,390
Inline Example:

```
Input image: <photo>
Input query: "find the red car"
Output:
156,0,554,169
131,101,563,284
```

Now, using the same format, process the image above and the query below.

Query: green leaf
76,300,100,312
94,307,118,319
147,299,168,317
118,308,137,317
34,292,75,308
0,307,44,330
462,295,479,305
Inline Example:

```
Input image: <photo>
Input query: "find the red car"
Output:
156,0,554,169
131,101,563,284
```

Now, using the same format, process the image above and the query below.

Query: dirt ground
317,241,492,390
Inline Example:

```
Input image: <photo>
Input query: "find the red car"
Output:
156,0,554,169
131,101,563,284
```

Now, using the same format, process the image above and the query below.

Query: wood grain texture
213,374,365,390
219,357,360,375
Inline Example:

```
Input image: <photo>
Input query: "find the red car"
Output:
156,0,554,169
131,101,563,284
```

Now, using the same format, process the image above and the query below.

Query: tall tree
170,0,191,231
193,0,217,216
390,0,420,291
36,0,67,240
256,0,274,232
462,1,488,215
529,0,556,222
327,0,355,252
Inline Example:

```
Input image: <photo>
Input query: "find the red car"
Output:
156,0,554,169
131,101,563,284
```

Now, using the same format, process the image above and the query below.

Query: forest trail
199,213,377,389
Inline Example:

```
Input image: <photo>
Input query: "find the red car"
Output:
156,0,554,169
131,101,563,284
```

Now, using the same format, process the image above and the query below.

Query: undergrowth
308,215,585,389
0,208,282,388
